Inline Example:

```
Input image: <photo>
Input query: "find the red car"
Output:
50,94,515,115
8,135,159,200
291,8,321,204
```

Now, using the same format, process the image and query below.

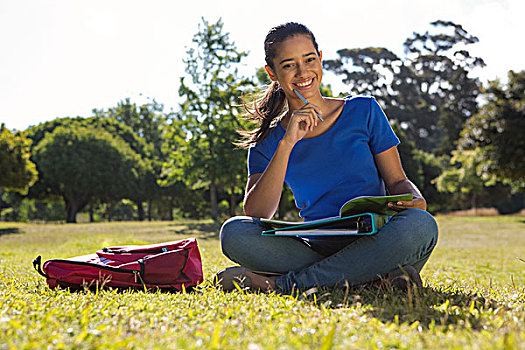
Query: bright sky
1,0,523,131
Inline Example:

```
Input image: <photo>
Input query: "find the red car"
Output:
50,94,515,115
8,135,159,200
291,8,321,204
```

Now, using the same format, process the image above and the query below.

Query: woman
217,22,438,293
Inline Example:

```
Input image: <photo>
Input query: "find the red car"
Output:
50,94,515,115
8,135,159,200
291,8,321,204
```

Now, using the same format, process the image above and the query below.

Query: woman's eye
306,57,316,63
282,63,294,69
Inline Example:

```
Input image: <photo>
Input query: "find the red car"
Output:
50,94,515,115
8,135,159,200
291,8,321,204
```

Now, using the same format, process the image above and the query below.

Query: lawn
0,216,524,349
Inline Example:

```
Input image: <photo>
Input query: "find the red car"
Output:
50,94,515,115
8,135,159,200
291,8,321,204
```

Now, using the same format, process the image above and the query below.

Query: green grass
1,216,524,349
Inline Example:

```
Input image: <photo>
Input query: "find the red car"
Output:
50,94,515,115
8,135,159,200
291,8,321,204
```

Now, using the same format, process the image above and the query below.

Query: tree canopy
324,20,485,154
163,17,253,219
460,70,525,188
32,123,144,222
0,125,37,192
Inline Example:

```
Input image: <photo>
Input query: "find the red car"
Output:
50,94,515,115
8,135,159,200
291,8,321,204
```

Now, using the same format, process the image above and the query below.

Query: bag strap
32,255,50,279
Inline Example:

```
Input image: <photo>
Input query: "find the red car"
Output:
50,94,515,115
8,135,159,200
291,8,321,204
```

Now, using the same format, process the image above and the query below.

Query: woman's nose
295,63,305,77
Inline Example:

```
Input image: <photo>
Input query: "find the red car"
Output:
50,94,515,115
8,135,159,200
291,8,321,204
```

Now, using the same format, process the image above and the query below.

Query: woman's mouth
294,78,314,89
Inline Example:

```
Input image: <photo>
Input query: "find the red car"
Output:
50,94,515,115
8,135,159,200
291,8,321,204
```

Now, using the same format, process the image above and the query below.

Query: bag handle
32,255,50,279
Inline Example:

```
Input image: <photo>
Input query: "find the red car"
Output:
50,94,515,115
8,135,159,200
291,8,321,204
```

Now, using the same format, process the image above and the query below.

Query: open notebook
260,194,412,237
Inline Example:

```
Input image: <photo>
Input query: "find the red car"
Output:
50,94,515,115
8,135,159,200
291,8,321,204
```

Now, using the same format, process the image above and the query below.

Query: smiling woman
217,22,439,294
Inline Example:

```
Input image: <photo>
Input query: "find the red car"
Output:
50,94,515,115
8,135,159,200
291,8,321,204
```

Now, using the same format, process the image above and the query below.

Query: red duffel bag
33,238,203,291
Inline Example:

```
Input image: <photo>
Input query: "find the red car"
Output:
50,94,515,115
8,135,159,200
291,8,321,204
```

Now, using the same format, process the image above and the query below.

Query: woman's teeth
296,78,313,87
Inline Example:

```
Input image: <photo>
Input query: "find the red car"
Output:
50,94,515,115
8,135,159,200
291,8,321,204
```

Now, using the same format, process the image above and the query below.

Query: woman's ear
319,51,323,62
265,65,277,81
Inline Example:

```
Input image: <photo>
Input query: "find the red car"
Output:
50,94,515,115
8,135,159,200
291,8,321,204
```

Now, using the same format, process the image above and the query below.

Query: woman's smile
294,77,315,89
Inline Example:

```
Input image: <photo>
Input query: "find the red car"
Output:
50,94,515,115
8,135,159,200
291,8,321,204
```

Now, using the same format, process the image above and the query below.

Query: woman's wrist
278,138,296,152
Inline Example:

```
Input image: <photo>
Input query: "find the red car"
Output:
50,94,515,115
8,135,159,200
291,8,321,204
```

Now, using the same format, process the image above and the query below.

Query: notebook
260,194,412,237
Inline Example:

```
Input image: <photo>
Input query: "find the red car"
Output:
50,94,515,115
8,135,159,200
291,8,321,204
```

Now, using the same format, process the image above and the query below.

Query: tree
433,149,487,210
324,20,484,154
32,124,143,223
400,20,485,154
166,17,253,219
98,98,168,220
460,70,525,189
0,124,37,192
323,47,401,99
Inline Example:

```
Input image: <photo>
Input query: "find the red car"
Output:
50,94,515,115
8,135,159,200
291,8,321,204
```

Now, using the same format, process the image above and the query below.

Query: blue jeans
220,209,438,294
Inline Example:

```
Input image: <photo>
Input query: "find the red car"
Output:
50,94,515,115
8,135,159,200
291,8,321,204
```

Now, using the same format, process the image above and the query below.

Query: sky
1,0,523,131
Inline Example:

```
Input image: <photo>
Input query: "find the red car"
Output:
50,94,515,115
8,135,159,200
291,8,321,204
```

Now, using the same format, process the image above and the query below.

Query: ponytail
236,81,287,148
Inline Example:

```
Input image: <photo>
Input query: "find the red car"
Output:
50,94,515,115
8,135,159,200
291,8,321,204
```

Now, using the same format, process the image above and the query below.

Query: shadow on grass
0,227,20,236
168,221,222,240
305,284,500,331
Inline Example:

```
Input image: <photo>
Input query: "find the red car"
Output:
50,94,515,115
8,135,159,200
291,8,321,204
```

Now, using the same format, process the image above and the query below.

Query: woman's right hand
281,103,322,147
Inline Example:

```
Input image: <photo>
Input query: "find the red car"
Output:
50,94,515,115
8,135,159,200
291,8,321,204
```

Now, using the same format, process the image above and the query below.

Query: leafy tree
434,149,487,209
101,98,167,159
400,20,485,154
256,66,271,86
30,120,145,222
97,98,169,220
324,20,484,154
166,17,253,219
0,125,37,192
323,47,400,99
460,70,525,189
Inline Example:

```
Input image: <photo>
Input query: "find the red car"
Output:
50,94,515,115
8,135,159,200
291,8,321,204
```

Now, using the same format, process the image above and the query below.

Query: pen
293,89,324,122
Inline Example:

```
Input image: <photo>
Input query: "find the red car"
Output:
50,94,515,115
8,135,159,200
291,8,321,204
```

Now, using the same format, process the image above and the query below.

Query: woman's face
266,34,323,100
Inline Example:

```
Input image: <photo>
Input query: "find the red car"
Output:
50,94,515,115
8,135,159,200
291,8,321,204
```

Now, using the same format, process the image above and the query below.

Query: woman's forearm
389,179,421,197
243,140,294,218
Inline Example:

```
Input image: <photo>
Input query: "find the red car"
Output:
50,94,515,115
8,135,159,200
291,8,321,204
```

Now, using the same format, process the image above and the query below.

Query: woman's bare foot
215,266,279,292
245,270,277,290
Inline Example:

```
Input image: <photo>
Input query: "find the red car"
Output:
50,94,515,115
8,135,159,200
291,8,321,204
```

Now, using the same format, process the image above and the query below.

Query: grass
0,216,524,349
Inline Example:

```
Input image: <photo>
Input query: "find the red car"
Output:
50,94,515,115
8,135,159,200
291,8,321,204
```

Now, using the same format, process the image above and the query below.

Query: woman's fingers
387,197,427,211
283,103,322,145
292,105,319,128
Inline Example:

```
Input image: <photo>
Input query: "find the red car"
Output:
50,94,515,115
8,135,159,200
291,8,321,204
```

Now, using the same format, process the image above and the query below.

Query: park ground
0,215,524,349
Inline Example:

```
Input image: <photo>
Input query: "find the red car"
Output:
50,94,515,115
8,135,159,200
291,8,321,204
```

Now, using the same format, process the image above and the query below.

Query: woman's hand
387,195,427,212
282,103,322,147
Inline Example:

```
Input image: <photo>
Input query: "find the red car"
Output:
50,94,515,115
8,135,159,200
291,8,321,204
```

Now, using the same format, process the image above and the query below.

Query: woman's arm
374,146,427,211
243,140,293,218
243,104,321,218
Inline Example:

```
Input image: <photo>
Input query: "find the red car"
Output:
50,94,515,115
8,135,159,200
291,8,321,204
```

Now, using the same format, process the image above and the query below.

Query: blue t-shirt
248,96,400,222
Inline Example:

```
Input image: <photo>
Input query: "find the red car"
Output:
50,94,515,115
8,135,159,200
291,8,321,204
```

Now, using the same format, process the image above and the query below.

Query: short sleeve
368,97,400,154
247,145,270,176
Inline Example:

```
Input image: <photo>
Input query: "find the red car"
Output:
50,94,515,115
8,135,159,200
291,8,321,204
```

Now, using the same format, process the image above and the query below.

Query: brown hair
237,22,320,148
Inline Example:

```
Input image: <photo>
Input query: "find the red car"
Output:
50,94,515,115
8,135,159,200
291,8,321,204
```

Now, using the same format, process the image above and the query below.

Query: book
260,193,413,237
338,193,413,217
261,212,388,236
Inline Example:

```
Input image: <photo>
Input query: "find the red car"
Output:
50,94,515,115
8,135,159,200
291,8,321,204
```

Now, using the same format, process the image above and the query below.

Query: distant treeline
1,18,523,223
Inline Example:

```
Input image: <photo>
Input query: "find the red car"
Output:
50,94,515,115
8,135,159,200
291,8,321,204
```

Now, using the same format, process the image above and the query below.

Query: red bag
33,238,203,291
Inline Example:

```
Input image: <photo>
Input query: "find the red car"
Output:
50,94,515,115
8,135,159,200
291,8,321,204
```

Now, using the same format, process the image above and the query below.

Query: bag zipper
43,259,139,275
102,247,169,254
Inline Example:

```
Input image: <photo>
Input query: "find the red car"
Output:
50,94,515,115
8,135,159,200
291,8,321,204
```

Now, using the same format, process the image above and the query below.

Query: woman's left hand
387,196,427,212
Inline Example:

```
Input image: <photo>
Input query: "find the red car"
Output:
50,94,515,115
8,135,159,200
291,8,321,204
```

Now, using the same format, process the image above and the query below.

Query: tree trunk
210,181,218,220
89,202,94,223
63,191,88,223
137,201,145,221
229,186,236,217
168,197,174,221
65,198,78,223
106,202,115,222
276,187,287,220
147,199,153,221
